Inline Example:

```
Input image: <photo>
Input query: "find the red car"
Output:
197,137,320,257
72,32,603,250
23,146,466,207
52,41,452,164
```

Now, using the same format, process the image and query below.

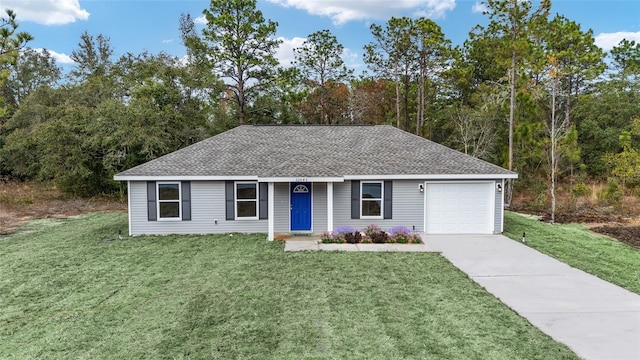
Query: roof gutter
343,174,518,180
114,173,517,182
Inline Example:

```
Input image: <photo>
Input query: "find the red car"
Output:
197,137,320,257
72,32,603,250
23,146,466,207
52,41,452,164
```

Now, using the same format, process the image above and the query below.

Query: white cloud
267,0,456,25
342,48,360,69
472,1,488,14
274,37,361,70
194,15,207,25
161,39,174,44
595,31,640,51
33,48,75,64
1,0,89,25
275,36,306,66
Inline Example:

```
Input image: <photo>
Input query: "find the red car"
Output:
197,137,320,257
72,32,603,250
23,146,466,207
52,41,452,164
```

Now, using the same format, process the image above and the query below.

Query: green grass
1,212,577,359
504,211,640,295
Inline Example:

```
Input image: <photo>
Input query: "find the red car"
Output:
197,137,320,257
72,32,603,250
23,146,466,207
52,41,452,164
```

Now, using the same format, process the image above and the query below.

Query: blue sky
2,0,639,72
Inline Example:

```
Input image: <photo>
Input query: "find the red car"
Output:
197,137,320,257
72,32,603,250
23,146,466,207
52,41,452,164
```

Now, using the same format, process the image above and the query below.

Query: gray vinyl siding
312,183,328,233
129,181,269,235
494,179,503,233
128,178,506,236
333,180,424,232
274,183,289,233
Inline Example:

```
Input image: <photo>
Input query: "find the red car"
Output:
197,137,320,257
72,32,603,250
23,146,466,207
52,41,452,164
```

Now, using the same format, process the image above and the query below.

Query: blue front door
290,182,312,231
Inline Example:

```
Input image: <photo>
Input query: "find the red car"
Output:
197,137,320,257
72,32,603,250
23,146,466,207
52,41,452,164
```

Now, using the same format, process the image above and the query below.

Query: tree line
0,0,638,220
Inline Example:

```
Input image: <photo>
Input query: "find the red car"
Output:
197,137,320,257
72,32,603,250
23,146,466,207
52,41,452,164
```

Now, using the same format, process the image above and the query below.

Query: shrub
332,226,356,243
572,182,592,197
409,234,422,244
344,231,362,244
598,178,622,204
370,231,389,244
389,225,411,243
363,224,382,238
322,225,419,244
321,232,333,243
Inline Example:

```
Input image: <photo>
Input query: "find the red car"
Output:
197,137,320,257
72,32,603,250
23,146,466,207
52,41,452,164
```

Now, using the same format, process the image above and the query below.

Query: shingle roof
114,125,516,178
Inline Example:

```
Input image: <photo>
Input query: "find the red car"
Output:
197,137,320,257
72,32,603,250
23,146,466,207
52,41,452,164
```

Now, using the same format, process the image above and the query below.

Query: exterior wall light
419,184,424,192
496,183,502,192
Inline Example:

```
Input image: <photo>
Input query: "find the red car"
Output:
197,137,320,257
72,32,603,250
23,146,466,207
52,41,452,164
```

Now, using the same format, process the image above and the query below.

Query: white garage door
425,182,494,234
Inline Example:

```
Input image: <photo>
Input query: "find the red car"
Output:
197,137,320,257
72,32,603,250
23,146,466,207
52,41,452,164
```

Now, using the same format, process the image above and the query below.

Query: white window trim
157,182,181,221
361,181,383,219
235,181,259,220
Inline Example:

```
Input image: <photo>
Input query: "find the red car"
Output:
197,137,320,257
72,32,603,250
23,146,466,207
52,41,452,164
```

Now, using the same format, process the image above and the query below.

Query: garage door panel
425,182,493,234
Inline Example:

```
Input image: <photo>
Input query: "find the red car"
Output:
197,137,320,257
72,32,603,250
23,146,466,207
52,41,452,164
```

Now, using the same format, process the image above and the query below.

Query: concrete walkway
284,237,435,252
422,234,640,360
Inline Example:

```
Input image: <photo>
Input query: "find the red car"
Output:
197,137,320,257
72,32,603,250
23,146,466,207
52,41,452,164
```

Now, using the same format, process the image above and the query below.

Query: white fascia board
113,175,259,181
258,176,345,183
343,174,518,180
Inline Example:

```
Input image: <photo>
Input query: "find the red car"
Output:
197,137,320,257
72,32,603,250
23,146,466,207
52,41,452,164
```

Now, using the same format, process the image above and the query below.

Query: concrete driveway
422,234,640,360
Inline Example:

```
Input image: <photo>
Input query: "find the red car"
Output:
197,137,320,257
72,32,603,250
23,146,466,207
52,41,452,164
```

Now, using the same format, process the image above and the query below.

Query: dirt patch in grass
539,212,628,224
534,212,640,248
591,225,640,248
0,180,126,235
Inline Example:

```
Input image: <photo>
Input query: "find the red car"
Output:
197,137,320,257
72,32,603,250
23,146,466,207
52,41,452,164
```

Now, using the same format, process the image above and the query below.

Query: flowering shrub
363,224,382,238
389,225,412,243
320,225,421,244
321,232,333,244
334,226,357,234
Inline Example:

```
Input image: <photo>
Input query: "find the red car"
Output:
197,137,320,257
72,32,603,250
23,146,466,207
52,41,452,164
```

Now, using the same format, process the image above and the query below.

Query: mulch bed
540,212,627,224
591,226,640,248
536,212,640,248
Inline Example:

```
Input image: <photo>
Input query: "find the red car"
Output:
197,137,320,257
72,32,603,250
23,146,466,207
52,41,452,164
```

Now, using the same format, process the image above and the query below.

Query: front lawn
504,211,640,294
1,212,577,359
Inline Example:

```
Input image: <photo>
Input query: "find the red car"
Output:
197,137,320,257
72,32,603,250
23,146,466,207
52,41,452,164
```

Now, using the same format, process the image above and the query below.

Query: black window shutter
181,181,191,221
225,181,234,220
259,182,268,220
147,181,157,221
384,180,392,219
351,180,360,219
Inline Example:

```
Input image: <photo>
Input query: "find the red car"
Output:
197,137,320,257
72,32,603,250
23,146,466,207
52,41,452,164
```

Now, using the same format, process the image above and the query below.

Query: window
235,182,258,219
361,181,383,218
157,182,181,220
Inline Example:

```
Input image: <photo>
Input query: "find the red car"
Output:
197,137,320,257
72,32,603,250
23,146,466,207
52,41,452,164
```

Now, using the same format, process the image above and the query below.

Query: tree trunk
237,89,246,125
416,69,423,136
505,49,517,207
418,59,426,137
403,75,409,131
237,68,246,125
320,73,326,124
508,49,516,172
392,62,400,128
550,75,557,224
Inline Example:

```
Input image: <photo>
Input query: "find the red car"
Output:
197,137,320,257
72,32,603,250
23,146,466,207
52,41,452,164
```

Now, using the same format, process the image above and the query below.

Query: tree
544,55,570,223
350,77,394,125
603,118,640,190
2,48,61,109
538,15,604,194
610,39,640,77
473,0,550,204
182,0,281,125
0,9,32,119
445,84,501,159
70,31,113,81
575,40,640,177
294,29,352,124
364,17,413,128
413,18,452,136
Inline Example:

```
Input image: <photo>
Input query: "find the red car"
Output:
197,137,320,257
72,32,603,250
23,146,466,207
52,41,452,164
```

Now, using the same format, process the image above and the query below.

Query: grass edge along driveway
1,212,577,359
504,211,640,295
